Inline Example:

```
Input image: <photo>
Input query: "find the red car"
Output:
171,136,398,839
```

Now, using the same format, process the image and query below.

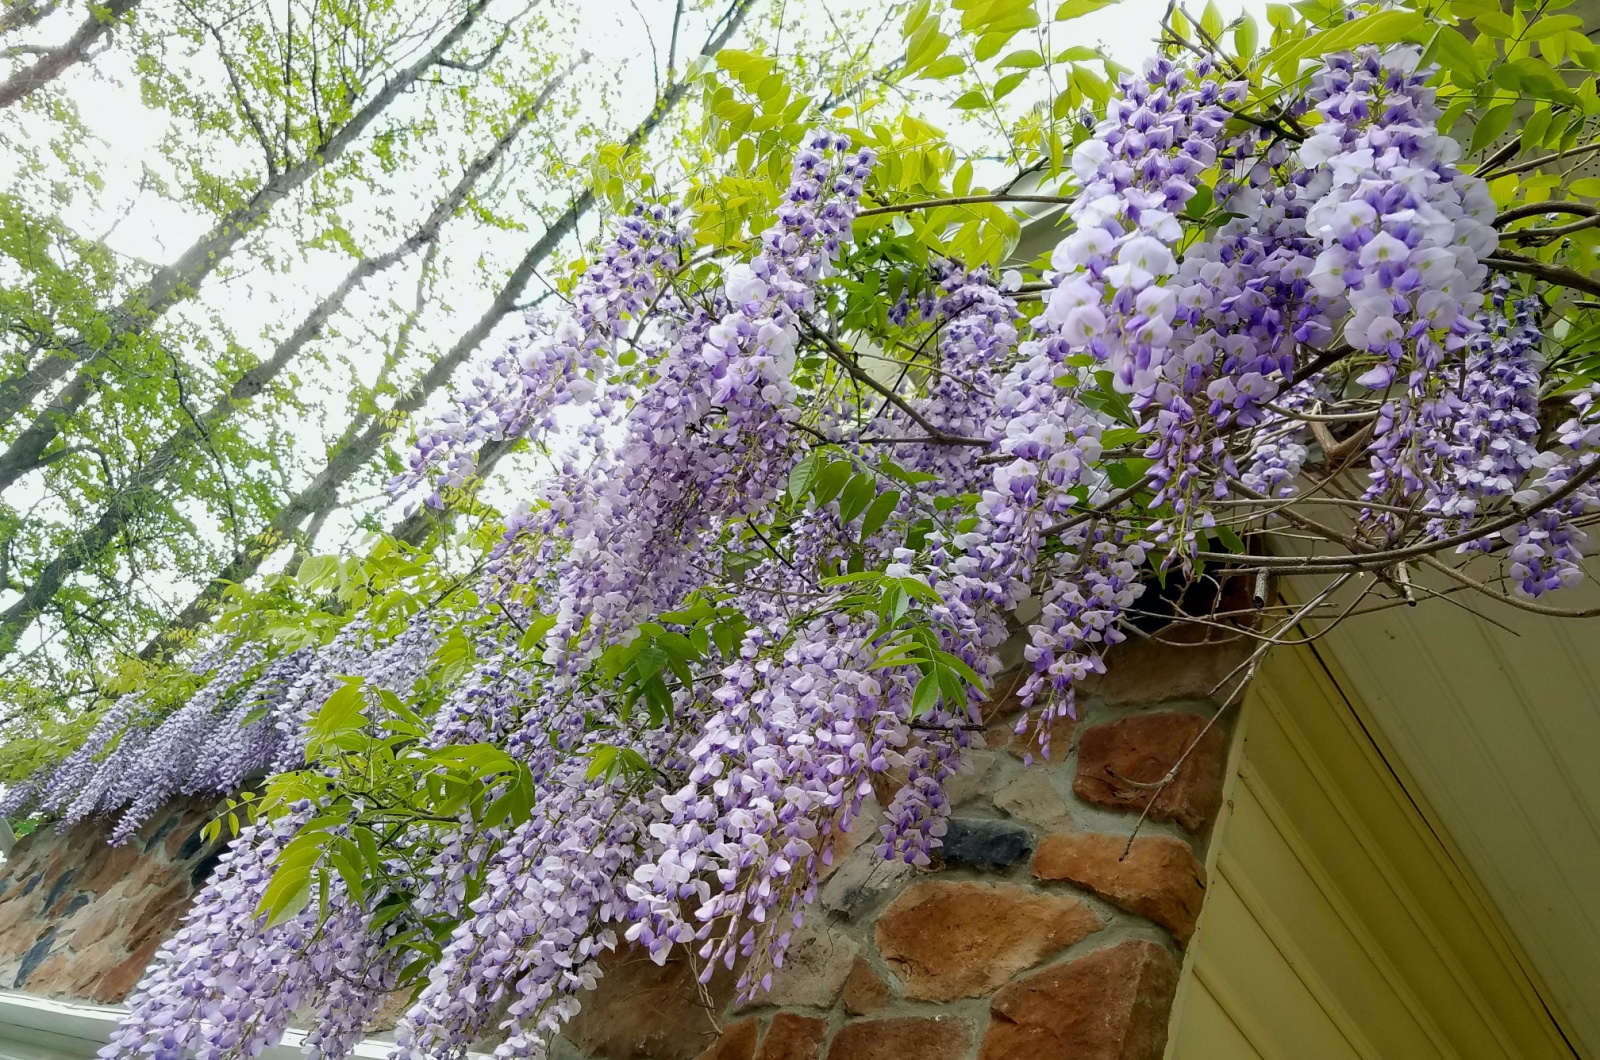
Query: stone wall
553,628,1248,1060
0,796,219,1004
0,628,1245,1060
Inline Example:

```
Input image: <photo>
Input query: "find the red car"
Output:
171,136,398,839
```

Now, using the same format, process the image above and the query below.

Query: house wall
0,631,1251,1059
0,797,219,1006
1165,642,1577,1060
548,629,1249,1060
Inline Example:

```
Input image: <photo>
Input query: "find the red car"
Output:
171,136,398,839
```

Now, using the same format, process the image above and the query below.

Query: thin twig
1198,456,1600,574
1482,137,1600,179
857,193,1073,218
1493,201,1599,227
797,315,989,447
1117,573,1356,857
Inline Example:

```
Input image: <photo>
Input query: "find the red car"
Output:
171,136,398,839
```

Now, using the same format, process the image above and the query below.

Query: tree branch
0,0,139,108
1482,249,1600,299
857,192,1073,218
0,0,504,485
796,314,989,446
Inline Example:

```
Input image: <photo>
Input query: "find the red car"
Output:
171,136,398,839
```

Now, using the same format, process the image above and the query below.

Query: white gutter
0,990,488,1060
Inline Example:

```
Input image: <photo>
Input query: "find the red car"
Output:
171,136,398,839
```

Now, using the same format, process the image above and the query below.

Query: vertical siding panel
1166,980,1266,1060
1169,644,1573,1060
1185,877,1366,1060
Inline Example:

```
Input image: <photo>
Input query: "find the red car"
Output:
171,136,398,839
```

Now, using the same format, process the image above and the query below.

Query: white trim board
0,989,479,1059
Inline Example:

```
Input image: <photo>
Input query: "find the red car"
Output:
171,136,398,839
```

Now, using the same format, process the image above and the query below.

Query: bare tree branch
0,0,505,485
0,66,571,660
0,0,138,108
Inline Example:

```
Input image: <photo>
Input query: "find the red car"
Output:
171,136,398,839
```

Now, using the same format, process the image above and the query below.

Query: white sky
0,0,1271,656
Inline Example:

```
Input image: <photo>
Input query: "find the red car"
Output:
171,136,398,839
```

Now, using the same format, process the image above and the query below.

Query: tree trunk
0,71,569,661
0,0,496,472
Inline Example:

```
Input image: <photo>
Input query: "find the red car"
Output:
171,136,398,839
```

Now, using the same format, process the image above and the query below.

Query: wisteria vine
3,33,1598,1060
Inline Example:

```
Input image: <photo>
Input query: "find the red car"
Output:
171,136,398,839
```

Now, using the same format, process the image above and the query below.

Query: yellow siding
1166,644,1576,1060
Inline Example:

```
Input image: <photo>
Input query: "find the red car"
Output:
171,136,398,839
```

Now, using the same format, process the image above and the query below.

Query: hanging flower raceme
1492,385,1600,598
526,133,876,674
0,644,312,841
1291,47,1497,536
99,802,402,1060
626,614,942,1001
390,205,687,510
1435,280,1544,532
962,56,1240,739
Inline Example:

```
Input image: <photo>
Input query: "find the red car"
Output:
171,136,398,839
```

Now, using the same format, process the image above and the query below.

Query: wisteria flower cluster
8,33,1600,1060
0,644,302,842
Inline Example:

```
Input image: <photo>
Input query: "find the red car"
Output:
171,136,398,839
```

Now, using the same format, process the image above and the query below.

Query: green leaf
973,30,1010,62
1213,526,1247,553
1183,182,1215,220
1234,14,1259,59
1422,25,1484,80
297,554,337,589
369,896,410,932
933,649,986,689
330,838,365,905
1055,0,1115,20
633,644,669,683
259,861,314,928
309,678,366,741
1266,10,1425,77
898,576,941,604
997,48,1044,69
953,159,974,197
1324,7,1425,47
812,459,854,506
903,0,932,37
911,672,940,717
919,55,968,80
953,89,989,110
586,745,618,780
1071,66,1109,105
1105,457,1152,489
787,453,822,503
517,613,558,654
1569,178,1600,197
1525,14,1583,40
353,825,381,871
839,475,877,524
993,71,1028,100
879,460,937,486
1469,102,1516,157
860,490,902,540
872,648,930,670
875,584,907,628
906,28,951,74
